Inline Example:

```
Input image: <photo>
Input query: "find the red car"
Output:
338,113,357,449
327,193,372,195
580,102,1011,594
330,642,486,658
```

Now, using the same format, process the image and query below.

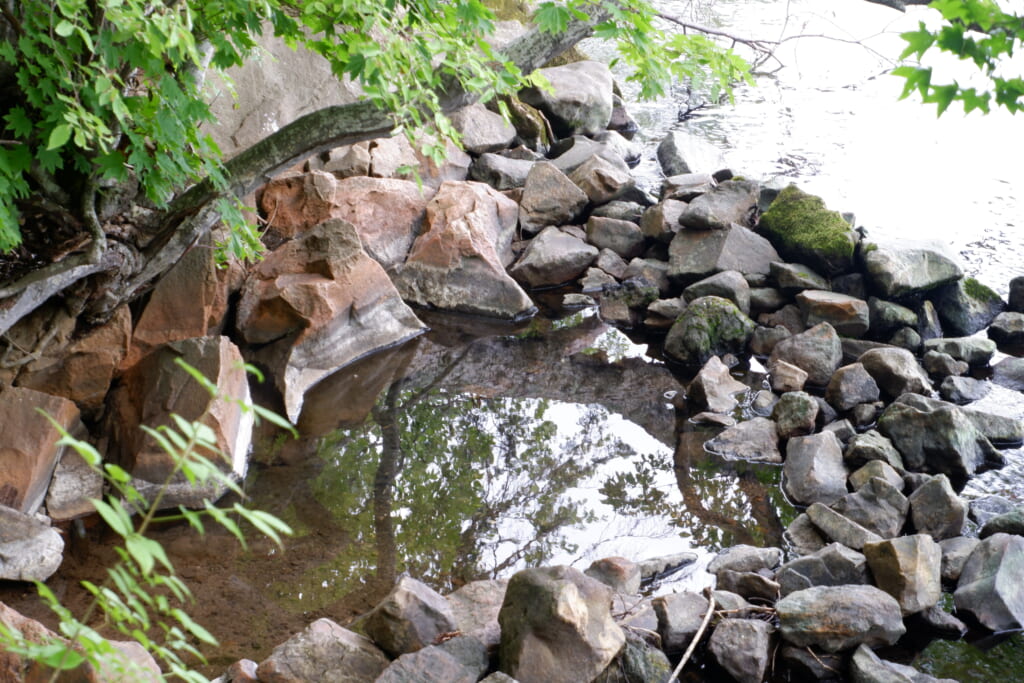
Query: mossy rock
758,184,858,276
664,295,756,366
932,277,1006,336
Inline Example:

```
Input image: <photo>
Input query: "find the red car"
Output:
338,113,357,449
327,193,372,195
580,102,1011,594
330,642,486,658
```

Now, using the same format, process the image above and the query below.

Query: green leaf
534,3,570,33
92,498,132,537
46,124,72,150
55,20,75,38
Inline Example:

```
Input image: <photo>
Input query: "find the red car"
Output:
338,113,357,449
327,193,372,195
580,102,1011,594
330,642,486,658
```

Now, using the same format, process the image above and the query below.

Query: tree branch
860,0,932,11
657,12,777,57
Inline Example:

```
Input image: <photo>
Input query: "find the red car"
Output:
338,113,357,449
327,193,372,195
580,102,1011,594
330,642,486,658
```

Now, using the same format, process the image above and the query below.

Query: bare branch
657,12,778,57
860,0,932,11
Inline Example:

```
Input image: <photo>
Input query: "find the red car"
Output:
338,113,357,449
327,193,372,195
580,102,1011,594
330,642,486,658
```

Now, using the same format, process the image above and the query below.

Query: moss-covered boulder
932,277,1005,336
665,296,756,366
757,185,858,276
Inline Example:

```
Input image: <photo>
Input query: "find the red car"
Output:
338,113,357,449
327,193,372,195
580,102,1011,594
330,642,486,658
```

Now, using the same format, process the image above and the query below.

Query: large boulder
518,162,588,234
757,185,858,276
861,237,963,299
775,585,906,652
858,347,934,399
395,181,534,318
931,277,1005,336
768,322,843,387
239,220,427,420
510,226,599,288
863,535,942,615
825,363,880,412
498,566,625,683
0,385,81,515
677,180,759,231
448,102,516,155
953,533,1024,631
668,224,781,283
257,619,390,683
783,432,848,506
664,296,756,366
106,336,253,508
364,576,459,658
519,61,614,137
446,578,507,648
0,505,64,581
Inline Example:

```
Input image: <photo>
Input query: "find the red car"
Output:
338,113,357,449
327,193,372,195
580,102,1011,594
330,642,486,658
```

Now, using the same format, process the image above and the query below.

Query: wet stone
849,644,957,683
888,326,923,353
784,513,827,556
770,262,830,294
869,297,918,336
768,322,843,387
783,432,848,506
954,533,1024,631
848,460,904,492
992,356,1024,391
908,474,966,541
939,375,990,404
759,304,806,336
980,505,1024,538
825,362,880,412
858,347,934,399
922,350,968,378
911,603,968,641
687,355,749,413
989,311,1024,346
749,287,787,316
923,336,997,366
969,494,1017,526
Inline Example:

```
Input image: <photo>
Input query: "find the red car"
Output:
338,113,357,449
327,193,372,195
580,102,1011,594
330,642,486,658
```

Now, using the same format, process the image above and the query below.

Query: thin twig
668,589,716,683
0,3,22,36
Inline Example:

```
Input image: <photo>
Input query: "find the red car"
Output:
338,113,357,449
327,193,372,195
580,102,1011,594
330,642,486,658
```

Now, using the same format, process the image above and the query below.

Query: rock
980,505,1024,538
376,647,478,683
768,322,843,387
750,390,780,417
797,290,870,337
832,477,909,539
593,130,642,168
907,474,965,541
668,224,781,284
449,102,516,154
769,359,808,393
703,417,782,464
864,535,942,615
239,221,427,419
779,646,844,681
823,418,857,444
770,261,830,294
785,513,828,556
677,180,759,231
363,576,458,658
717,569,781,602
640,199,687,243
518,162,588,234
953,533,1024,631
0,505,64,581
594,630,672,683
757,185,857,276
499,566,625,683
446,579,507,648
844,430,904,470
939,536,980,582
585,557,641,595
969,495,1017,526
0,386,82,515
664,296,756,366
848,460,905,491
708,619,774,683
661,172,716,202
772,391,819,439
922,350,968,378
637,552,699,582
623,259,671,296
511,226,600,289
656,130,725,177
470,153,535,189
257,619,389,683
222,658,260,683
580,267,618,293
586,216,645,259
652,591,709,654
825,363,880,412
939,375,991,404
519,61,614,137
861,237,963,299
322,141,371,177
876,399,1003,490
608,94,639,139
708,545,783,575
951,402,1022,445
750,287,787,316
888,326,923,353
20,304,133,411
45,449,103,522
775,585,906,652
923,337,997,366
683,270,751,315
858,347,934,399
687,356,749,413
549,135,630,174
868,297,919,337
569,154,635,206
777,543,870,597
988,311,1024,346
596,249,629,279
107,336,253,506
932,277,1005,336
783,432,848,506
849,644,957,683
1010,275,1024,312
806,503,883,550
0,601,105,681
912,603,969,641
992,356,1024,391
750,326,792,360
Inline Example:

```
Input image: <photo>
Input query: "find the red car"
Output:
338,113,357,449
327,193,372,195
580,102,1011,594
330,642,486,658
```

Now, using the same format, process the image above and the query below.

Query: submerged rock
704,417,782,464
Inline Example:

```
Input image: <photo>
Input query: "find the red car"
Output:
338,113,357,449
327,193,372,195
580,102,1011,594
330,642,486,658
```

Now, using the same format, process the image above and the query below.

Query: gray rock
519,61,614,137
640,199,687,243
661,172,716,201
569,154,635,206
622,258,671,296
806,503,883,550
939,375,990,404
770,261,830,294
908,474,966,540
932,277,1005,337
1009,275,1024,312
592,200,645,224
480,674,518,683
954,533,1024,631
980,505,1024,538
664,296,756,366
912,603,969,641
585,557,641,595
888,326,923,353
549,135,628,175
988,311,1024,346
922,350,968,378
939,536,980,582
849,644,957,683
683,270,751,315
897,392,1023,445
864,534,942,615
822,418,857,444
862,237,962,299
750,390,780,417
833,477,909,539
715,569,781,602
518,162,588,234
779,646,844,681
449,102,516,155
656,130,725,177
647,296,686,321
586,216,645,260
637,552,699,581
499,566,624,683
563,293,597,309
992,356,1024,391
877,399,1003,490
749,287,787,316
687,356,749,413
376,647,478,683
783,432,848,506
595,249,629,280
969,495,1017,526
593,130,642,168
923,336,997,366
653,591,709,654
511,226,598,288
0,505,64,581
776,585,906,652
470,153,534,189
447,579,507,648
858,347,934,399
708,619,774,683
594,631,671,683
848,460,905,491
668,224,781,283
256,619,389,683
772,391,819,439
769,358,809,393
826,363,881,412
708,545,783,575
364,576,459,657
44,449,103,522
777,543,870,597
869,297,919,337
784,513,828,556
677,180,759,231
704,417,782,464
768,322,843,387
917,300,944,341
797,290,870,338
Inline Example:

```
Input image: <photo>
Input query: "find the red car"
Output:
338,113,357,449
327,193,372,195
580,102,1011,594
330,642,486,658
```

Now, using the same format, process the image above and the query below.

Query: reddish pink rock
258,170,340,245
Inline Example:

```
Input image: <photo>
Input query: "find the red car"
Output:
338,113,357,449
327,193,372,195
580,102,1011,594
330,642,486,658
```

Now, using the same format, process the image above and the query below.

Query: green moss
758,184,857,276
963,277,1001,304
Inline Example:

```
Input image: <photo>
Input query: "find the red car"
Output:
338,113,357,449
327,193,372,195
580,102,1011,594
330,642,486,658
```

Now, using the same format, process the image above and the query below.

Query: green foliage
0,360,294,681
893,0,1023,115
